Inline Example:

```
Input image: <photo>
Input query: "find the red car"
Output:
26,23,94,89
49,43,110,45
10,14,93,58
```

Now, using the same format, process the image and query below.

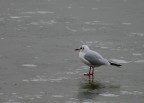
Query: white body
78,45,110,67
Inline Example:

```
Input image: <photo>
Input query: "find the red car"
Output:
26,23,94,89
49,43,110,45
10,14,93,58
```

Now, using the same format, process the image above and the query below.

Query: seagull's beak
75,48,80,51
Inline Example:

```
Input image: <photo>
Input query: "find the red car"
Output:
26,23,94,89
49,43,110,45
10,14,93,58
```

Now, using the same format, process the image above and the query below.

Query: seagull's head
75,45,90,52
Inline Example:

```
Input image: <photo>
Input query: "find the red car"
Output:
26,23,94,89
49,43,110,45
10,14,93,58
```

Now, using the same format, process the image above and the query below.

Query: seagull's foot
84,73,93,76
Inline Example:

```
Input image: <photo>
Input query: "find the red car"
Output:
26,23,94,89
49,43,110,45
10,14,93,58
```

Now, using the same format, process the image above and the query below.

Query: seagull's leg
92,67,94,76
89,66,92,75
91,67,94,81
88,66,91,80
84,66,92,76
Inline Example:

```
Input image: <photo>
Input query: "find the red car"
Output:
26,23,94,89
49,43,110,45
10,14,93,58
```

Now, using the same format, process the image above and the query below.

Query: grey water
0,0,144,103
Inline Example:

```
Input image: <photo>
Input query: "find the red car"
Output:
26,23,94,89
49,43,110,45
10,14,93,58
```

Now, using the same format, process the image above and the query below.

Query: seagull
75,45,122,77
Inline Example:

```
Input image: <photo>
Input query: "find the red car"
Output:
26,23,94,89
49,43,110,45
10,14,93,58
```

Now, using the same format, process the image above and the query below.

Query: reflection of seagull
75,45,122,77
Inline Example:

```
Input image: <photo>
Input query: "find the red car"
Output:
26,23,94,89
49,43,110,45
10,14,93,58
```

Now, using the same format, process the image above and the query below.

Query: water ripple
21,11,55,14
99,92,119,97
132,53,143,56
110,59,131,64
120,91,143,96
22,75,69,82
22,64,37,68
134,60,144,63
130,32,144,37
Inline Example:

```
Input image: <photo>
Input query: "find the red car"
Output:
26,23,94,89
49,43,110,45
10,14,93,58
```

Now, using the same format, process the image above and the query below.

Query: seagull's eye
80,47,84,50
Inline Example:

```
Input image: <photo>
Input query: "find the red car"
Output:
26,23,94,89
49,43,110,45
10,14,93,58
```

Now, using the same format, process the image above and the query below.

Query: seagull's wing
84,50,109,66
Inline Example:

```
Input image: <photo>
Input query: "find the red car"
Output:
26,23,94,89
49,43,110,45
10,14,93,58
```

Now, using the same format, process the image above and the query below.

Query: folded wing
84,50,110,66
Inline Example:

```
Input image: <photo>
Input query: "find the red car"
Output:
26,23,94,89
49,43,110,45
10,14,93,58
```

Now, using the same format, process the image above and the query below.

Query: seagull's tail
109,61,122,67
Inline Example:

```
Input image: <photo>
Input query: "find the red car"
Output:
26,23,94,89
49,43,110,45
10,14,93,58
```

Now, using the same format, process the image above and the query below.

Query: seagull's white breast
79,52,91,66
